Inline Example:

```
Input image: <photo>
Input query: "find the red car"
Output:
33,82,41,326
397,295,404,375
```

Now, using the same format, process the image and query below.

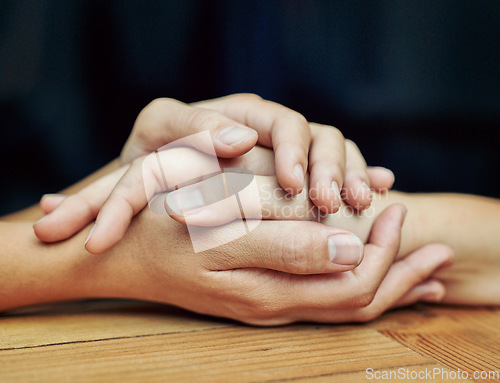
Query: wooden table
1,300,499,382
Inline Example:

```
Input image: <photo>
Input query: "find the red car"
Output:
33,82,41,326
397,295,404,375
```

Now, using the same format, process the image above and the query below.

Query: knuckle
235,93,262,101
187,108,224,130
284,111,310,139
243,301,284,324
326,125,345,142
234,291,287,324
310,160,343,181
312,124,344,143
292,111,309,128
148,97,176,110
345,138,359,151
329,125,344,138
134,98,178,139
278,232,306,272
280,111,309,136
312,124,344,140
209,270,294,325
68,194,95,220
270,227,321,274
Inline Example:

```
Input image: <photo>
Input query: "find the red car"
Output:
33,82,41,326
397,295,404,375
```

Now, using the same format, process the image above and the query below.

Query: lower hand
97,204,452,325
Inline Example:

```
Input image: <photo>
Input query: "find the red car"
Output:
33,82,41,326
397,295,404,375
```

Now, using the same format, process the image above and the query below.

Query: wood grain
0,300,231,349
1,300,497,383
371,304,500,382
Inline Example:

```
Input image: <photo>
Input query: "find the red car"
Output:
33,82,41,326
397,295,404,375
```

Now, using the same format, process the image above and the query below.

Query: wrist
324,191,423,257
0,222,98,311
100,210,177,304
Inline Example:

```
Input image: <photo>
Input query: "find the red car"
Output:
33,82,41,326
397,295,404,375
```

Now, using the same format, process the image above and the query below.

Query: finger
307,123,345,214
35,146,219,246
202,220,364,274
342,139,372,210
35,143,229,241
121,98,258,163
211,205,406,311
165,170,263,226
39,194,66,214
209,206,405,324
216,222,451,325
197,204,405,280
86,147,219,254
392,279,446,308
221,245,451,325
219,146,276,176
195,93,311,195
164,175,319,227
289,244,452,323
351,204,407,287
353,244,454,319
84,162,148,254
366,166,395,192
33,168,126,242
284,204,407,308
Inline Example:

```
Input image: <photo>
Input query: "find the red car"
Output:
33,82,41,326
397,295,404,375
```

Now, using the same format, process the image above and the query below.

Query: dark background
1,0,499,215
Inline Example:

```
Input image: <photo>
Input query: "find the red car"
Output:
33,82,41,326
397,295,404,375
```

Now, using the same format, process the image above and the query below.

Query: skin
1,151,448,325
127,93,378,207
0,200,452,325
4,94,482,324
165,169,500,305
34,95,395,254
31,145,500,309
121,93,380,209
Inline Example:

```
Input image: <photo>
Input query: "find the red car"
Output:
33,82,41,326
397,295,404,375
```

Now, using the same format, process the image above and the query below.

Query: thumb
121,98,258,163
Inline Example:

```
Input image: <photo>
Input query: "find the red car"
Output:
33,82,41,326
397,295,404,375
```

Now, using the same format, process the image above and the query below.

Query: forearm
0,222,113,312
328,191,499,257
399,193,499,257
400,193,500,304
327,191,500,304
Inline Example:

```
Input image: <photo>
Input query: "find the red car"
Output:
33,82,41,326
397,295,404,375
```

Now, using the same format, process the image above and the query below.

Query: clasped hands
33,94,453,325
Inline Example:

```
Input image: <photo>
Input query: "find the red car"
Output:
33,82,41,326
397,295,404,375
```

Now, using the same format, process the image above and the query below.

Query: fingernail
328,234,363,266
331,181,341,199
293,164,304,185
166,187,205,215
41,193,64,199
33,214,49,227
217,126,257,147
85,224,96,246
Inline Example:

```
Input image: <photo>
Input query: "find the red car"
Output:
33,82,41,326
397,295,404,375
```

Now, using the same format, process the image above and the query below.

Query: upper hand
122,94,394,211
34,94,394,253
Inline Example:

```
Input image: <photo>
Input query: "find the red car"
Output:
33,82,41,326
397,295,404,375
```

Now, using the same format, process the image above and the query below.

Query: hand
121,94,394,209
98,203,452,325
34,143,391,254
34,95,394,253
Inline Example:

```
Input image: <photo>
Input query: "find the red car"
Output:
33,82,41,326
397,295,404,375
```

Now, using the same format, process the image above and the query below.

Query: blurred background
1,0,499,215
